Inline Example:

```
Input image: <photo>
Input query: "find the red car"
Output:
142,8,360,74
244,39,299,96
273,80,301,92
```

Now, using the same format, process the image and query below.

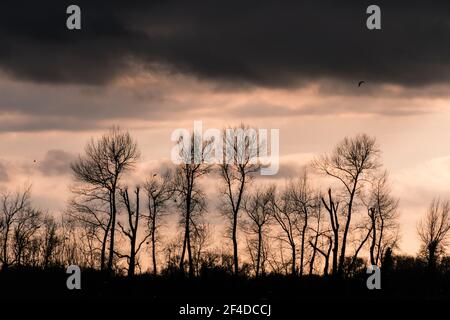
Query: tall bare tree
219,124,260,275
271,186,299,276
321,188,340,275
418,198,450,271
285,170,316,276
243,185,274,277
347,207,375,272
71,127,140,272
144,171,174,276
173,132,212,277
117,186,150,277
366,171,399,266
68,187,111,270
314,134,380,276
308,194,327,275
191,222,212,276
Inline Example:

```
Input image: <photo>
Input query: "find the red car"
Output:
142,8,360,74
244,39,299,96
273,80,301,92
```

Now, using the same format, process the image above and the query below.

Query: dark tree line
1,128,450,279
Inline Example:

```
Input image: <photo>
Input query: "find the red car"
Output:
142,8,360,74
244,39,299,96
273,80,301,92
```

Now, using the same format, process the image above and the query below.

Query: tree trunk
375,218,384,265
300,212,308,276
291,244,296,276
428,243,437,271
369,209,377,266
151,214,157,276
338,186,357,276
2,225,10,271
128,190,139,277
128,242,136,277
100,223,109,271
108,189,117,273
187,217,194,278
332,229,339,276
309,234,319,275
232,213,239,276
256,228,262,277
180,231,187,272
232,175,246,276
324,241,332,276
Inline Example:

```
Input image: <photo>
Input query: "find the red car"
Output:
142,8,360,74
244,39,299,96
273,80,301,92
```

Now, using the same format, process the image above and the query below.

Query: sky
1,0,450,255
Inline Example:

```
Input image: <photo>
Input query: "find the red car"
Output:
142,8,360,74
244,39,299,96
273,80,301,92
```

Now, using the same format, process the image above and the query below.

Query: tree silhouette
243,185,274,277
219,124,260,276
271,184,300,276
366,171,399,266
117,186,150,277
12,208,42,267
71,127,140,272
285,170,317,276
321,188,340,276
144,171,174,276
4,128,450,304
418,198,450,271
173,132,212,277
0,185,32,271
314,134,380,276
41,215,60,269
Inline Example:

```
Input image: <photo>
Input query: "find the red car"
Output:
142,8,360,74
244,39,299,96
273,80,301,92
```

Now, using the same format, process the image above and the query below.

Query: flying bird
358,80,366,87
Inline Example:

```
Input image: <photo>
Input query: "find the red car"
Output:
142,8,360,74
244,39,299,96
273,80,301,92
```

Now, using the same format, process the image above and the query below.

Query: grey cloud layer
0,1,449,87
38,150,77,176
0,161,9,182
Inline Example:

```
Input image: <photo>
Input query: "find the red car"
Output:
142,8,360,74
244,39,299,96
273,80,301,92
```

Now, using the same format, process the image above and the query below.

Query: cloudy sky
1,0,450,254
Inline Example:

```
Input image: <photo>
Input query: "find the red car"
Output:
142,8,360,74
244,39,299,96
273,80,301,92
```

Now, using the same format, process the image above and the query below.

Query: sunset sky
1,1,450,255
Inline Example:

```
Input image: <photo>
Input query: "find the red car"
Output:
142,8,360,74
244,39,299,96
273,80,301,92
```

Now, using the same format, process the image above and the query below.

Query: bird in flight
358,80,366,87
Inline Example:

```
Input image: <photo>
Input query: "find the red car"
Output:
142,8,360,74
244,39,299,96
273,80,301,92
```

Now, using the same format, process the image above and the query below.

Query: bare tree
314,134,380,276
12,208,42,267
191,222,213,276
219,124,260,275
0,185,32,270
309,234,333,276
347,207,374,272
271,186,299,276
144,171,174,276
321,188,340,275
41,215,61,268
285,170,316,276
173,132,212,277
68,189,111,270
308,194,328,275
117,186,150,277
74,217,100,269
58,217,82,267
163,234,184,274
71,127,140,272
418,198,450,271
367,171,399,266
243,185,274,277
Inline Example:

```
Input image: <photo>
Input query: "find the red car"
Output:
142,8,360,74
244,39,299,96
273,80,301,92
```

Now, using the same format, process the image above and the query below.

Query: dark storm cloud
0,74,190,132
0,0,449,87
